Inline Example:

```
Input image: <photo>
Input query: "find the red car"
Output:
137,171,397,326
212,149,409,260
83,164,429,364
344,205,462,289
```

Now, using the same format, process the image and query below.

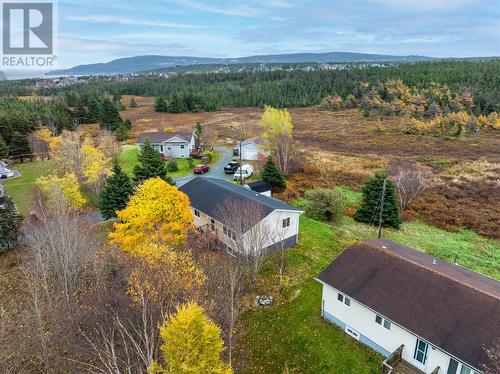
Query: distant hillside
48,51,434,76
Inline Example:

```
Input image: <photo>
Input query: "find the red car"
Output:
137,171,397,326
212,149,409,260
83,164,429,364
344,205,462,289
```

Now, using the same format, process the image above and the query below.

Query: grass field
235,210,500,373
1,160,53,214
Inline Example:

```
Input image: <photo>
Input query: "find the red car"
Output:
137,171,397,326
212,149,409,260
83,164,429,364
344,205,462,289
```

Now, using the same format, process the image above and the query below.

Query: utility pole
238,123,243,185
377,178,387,239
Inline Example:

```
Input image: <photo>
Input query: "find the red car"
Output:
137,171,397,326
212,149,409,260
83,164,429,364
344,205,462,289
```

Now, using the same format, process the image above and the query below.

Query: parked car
224,160,240,174
0,166,14,179
193,164,210,174
233,164,254,181
232,147,239,156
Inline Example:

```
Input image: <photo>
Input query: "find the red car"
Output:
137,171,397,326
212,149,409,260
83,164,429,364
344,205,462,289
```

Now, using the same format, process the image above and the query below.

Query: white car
0,166,14,179
233,164,254,181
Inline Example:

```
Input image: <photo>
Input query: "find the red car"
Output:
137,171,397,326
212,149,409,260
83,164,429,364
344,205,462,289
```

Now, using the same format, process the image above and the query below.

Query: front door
413,339,429,368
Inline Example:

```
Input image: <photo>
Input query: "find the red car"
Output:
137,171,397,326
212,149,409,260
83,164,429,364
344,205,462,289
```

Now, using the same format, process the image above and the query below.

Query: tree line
28,60,500,113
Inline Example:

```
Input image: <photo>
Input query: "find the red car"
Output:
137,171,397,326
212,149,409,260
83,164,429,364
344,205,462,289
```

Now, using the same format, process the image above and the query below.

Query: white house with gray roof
179,177,303,254
137,131,195,158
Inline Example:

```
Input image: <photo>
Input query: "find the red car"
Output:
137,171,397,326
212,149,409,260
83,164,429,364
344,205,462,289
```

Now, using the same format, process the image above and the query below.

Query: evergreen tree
154,96,168,112
261,155,286,191
354,171,401,229
87,95,101,123
115,123,129,141
123,118,132,130
129,97,138,108
167,93,187,113
133,139,173,185
99,161,134,220
99,97,122,131
0,135,9,157
194,122,203,147
72,97,88,124
0,194,22,251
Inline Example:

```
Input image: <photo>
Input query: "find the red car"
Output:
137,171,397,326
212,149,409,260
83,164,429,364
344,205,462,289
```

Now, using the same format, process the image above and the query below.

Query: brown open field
112,96,500,238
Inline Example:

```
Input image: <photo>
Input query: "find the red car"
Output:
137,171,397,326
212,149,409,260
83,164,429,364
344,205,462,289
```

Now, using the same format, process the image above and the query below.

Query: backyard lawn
235,208,500,373
1,160,53,214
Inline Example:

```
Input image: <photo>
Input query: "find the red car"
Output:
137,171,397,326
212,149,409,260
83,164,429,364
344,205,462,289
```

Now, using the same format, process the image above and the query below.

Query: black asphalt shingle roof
247,180,272,193
137,131,193,143
179,177,301,226
317,239,500,371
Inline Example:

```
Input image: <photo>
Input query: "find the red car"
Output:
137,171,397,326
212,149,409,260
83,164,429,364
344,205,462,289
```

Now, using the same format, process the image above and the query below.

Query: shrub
203,151,216,162
303,188,346,222
167,159,178,172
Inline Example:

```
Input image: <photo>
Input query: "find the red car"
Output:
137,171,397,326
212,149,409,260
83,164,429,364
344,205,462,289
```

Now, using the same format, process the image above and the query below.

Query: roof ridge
360,240,500,300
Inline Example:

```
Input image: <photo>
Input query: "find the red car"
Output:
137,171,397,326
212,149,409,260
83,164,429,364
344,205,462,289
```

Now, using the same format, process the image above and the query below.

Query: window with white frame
223,226,236,240
375,314,391,330
447,359,477,374
210,218,215,231
194,209,200,217
180,144,185,149
337,293,350,306
282,217,290,228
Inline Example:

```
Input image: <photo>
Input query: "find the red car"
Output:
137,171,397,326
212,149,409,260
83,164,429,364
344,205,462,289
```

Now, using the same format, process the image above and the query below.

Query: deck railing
381,345,404,374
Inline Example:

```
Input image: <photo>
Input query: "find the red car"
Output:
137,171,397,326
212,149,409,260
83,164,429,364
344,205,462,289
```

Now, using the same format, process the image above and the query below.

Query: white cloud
369,0,474,10
66,15,203,29
171,0,262,17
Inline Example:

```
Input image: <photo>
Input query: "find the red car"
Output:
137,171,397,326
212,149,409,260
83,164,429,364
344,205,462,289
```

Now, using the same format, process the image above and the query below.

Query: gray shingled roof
179,177,301,226
136,131,193,143
317,239,500,371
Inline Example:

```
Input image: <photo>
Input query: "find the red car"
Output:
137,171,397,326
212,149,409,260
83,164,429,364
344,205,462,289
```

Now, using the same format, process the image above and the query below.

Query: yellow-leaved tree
149,302,232,374
109,177,193,252
35,173,87,210
81,142,112,194
127,242,205,308
257,106,295,176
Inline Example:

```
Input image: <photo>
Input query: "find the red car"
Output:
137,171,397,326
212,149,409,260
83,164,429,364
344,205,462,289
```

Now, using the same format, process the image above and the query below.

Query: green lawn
118,145,221,178
236,211,500,373
2,160,53,214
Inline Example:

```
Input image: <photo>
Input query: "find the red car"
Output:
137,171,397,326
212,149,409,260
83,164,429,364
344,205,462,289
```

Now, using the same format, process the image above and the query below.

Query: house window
344,326,360,340
223,226,227,235
337,293,343,302
194,209,200,217
447,359,475,374
337,293,350,306
282,217,291,228
413,339,429,365
375,315,391,330
180,144,185,149
210,219,215,231
160,145,164,152
344,297,351,306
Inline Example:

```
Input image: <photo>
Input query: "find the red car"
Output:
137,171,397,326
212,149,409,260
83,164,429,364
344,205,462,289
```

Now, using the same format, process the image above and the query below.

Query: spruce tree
354,171,401,229
99,161,134,220
130,97,138,108
261,155,286,191
0,194,22,251
133,139,174,185
167,93,187,113
99,97,123,131
154,96,168,112
87,95,101,123
0,135,9,157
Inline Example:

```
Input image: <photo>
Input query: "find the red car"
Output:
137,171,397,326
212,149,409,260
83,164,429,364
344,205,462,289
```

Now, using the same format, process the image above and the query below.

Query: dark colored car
193,164,210,174
224,160,240,174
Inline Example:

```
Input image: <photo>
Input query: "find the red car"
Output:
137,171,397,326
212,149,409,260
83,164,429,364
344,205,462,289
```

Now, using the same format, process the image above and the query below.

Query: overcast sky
55,0,500,68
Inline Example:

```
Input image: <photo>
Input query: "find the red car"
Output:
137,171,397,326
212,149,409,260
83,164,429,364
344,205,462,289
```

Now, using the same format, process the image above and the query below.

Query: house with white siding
137,131,195,158
179,177,303,254
316,239,499,374
233,137,268,161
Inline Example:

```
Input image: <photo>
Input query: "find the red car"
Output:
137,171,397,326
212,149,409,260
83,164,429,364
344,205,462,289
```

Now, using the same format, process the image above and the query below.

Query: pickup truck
233,164,254,181
224,160,240,174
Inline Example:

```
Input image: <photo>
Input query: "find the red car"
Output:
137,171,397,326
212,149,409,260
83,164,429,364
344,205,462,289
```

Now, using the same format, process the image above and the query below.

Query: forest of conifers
0,60,499,156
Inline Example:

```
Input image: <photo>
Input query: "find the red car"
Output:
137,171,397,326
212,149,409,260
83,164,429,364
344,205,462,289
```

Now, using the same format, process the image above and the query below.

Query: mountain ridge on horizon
48,51,435,76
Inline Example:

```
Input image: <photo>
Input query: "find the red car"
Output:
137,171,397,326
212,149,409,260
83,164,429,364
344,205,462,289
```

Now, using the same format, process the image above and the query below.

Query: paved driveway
175,146,234,187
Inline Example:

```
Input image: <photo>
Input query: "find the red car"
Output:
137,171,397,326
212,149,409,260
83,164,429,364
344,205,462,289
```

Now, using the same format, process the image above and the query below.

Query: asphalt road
175,146,234,187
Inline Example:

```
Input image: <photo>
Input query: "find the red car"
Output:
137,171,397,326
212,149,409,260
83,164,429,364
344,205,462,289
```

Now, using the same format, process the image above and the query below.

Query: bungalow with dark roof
137,131,195,158
179,177,303,254
316,239,499,374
